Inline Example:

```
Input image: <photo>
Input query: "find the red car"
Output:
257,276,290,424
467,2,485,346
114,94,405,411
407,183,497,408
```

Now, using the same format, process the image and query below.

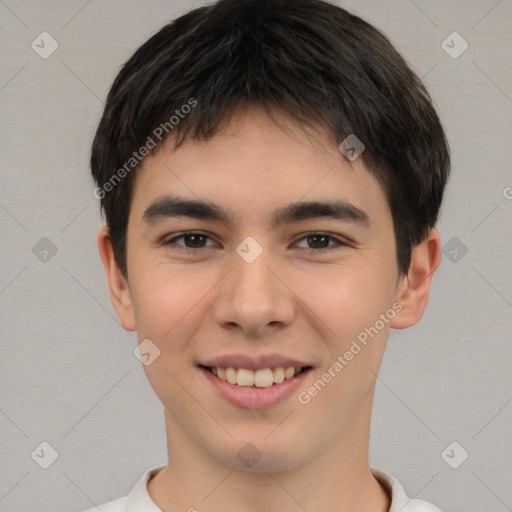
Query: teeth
284,367,295,379
236,369,254,386
211,366,302,388
273,367,285,384
254,368,274,388
226,367,237,384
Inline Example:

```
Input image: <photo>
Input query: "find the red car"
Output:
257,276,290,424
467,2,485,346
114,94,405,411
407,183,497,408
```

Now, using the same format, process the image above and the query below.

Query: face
102,105,432,473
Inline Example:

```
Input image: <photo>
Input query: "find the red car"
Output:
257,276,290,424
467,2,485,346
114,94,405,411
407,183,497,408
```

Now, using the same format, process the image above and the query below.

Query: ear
97,225,136,331
390,228,442,329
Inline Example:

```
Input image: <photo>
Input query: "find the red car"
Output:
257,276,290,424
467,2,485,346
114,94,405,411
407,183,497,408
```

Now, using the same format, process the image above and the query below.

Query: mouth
197,353,314,409
199,364,312,388
198,362,313,409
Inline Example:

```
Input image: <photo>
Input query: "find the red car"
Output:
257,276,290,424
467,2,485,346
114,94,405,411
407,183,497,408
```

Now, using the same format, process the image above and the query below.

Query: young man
88,0,450,510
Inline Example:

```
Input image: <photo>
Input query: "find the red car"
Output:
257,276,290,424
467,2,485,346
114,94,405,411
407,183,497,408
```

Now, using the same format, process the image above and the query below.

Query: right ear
97,226,136,331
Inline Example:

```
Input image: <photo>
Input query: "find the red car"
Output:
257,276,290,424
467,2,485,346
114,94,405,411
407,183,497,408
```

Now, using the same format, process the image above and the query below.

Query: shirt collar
125,464,440,512
126,465,165,512
371,468,442,512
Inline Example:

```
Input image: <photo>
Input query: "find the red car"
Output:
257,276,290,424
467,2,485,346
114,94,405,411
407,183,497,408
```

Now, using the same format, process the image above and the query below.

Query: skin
98,105,441,512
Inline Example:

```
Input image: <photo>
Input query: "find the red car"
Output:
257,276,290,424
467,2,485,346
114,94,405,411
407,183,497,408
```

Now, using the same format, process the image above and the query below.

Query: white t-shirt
83,465,442,512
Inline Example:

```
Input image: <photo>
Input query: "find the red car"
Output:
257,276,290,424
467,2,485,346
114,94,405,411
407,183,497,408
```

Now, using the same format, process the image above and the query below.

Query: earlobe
97,226,137,332
390,229,442,329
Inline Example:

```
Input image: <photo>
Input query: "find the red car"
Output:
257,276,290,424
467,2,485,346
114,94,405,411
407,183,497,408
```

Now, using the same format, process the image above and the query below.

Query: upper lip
200,353,312,371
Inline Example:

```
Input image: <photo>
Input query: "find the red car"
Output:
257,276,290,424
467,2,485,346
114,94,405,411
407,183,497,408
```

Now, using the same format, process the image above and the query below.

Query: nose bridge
235,245,274,297
212,240,295,335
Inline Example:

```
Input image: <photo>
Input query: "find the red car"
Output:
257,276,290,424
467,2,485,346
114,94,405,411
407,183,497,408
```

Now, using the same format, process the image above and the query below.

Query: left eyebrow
142,195,371,229
270,199,370,230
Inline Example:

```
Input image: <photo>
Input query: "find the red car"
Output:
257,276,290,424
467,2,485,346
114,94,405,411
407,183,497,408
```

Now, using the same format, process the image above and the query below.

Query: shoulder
371,467,443,512
82,496,128,512
398,499,442,512
80,464,166,512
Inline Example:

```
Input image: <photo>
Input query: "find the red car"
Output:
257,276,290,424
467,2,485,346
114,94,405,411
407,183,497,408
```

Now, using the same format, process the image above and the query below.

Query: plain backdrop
0,1,511,511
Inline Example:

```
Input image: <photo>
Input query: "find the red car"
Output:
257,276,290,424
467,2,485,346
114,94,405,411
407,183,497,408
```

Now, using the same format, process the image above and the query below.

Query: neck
148,394,390,512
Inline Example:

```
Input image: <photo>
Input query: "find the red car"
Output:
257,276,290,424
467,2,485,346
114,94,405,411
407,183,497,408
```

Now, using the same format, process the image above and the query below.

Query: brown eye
181,234,208,248
295,233,346,251
162,232,216,251
306,234,330,249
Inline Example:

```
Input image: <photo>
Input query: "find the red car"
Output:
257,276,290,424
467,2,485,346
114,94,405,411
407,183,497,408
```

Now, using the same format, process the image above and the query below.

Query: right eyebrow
142,196,232,225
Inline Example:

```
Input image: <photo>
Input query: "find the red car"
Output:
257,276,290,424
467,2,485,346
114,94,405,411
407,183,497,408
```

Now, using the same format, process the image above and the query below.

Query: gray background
0,0,511,511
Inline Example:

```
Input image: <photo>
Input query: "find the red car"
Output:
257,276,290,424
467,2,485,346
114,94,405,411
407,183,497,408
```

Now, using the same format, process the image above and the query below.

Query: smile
200,365,311,388
199,363,313,409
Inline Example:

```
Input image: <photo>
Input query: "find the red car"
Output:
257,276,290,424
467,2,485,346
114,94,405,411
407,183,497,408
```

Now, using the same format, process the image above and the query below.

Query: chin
208,434,310,474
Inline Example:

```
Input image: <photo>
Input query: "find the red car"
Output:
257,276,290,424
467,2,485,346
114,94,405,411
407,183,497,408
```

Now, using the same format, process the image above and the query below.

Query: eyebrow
142,195,370,229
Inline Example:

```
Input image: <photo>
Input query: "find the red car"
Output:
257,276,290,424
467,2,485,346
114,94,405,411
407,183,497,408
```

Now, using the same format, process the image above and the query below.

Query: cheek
293,261,395,345
130,265,211,401
292,266,394,428
129,262,220,352
130,271,186,337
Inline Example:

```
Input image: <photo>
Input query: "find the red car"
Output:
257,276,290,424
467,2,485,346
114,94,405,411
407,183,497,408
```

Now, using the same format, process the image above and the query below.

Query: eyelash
161,231,348,253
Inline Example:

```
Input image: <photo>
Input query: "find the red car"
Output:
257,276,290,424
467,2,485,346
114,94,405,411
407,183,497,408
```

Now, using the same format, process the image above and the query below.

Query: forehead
129,105,390,228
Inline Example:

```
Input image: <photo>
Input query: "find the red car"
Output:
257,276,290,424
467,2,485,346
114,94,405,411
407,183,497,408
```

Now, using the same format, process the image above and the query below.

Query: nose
212,245,295,338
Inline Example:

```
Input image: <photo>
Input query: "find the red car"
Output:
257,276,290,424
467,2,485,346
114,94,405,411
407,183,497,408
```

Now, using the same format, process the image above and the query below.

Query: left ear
390,228,442,329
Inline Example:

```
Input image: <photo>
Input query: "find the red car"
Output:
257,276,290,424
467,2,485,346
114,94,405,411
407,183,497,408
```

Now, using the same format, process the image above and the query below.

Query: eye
161,231,348,253
161,232,217,251
294,233,347,252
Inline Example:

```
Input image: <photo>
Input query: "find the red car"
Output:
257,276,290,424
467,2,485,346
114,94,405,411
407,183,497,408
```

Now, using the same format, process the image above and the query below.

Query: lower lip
200,367,311,410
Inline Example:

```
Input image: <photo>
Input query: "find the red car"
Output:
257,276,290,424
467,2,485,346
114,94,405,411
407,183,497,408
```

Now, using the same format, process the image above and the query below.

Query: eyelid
293,232,349,250
160,231,218,249
160,231,350,253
